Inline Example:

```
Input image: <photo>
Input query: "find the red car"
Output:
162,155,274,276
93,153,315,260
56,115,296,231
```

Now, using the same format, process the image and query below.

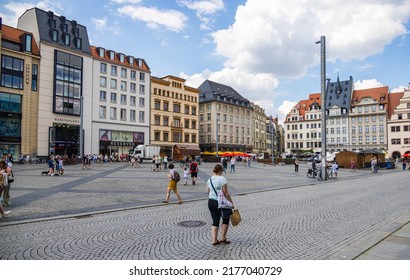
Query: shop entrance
50,125,80,157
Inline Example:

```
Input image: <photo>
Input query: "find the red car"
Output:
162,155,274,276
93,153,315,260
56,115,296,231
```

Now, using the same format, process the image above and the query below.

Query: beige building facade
150,75,199,158
0,23,40,158
251,102,267,155
198,80,253,153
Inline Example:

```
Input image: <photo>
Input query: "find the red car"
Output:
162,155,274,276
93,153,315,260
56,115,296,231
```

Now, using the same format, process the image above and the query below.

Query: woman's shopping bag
230,208,241,226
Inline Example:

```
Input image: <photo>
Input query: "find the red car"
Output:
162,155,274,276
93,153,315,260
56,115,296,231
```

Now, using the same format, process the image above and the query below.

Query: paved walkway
0,161,409,260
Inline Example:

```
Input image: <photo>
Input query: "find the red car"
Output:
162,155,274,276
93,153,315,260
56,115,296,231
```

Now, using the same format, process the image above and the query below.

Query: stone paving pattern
0,161,409,260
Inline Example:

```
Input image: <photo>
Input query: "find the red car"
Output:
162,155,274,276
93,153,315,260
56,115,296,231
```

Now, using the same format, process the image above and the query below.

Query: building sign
53,117,80,124
99,129,144,146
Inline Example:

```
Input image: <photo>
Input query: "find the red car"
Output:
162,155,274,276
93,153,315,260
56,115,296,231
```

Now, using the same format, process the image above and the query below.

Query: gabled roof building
349,86,389,152
198,80,253,153
325,76,353,152
387,85,410,159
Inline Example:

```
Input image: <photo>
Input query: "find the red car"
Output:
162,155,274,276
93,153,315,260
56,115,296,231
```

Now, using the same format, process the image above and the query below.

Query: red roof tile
1,24,40,56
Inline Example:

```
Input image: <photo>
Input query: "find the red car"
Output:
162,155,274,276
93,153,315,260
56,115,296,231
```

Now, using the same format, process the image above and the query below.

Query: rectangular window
163,132,169,142
100,77,107,87
139,111,145,122
100,63,107,73
130,110,136,121
154,131,161,141
110,79,117,89
163,102,168,111
53,51,82,116
121,68,127,78
163,117,169,126
139,84,145,94
110,92,117,103
31,64,38,91
99,106,106,119
130,83,136,92
99,91,106,101
139,97,145,107
173,118,181,127
1,55,24,89
120,81,127,91
110,107,117,120
120,108,126,121
120,94,126,105
130,96,136,106
63,33,70,45
111,65,117,76
51,29,58,41
130,70,136,80
140,72,145,81
173,104,180,113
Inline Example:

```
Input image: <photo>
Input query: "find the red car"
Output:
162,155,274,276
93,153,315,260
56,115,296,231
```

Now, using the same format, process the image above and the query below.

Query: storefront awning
173,144,201,156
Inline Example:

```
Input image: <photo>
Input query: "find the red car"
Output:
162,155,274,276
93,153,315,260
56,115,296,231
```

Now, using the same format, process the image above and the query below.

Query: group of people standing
151,155,168,171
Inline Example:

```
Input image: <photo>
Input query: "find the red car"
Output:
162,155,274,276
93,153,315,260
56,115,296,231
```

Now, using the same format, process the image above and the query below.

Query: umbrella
403,152,410,158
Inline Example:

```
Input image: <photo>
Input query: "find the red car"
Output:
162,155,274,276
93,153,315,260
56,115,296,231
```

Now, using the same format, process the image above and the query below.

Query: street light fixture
269,116,275,165
316,36,327,180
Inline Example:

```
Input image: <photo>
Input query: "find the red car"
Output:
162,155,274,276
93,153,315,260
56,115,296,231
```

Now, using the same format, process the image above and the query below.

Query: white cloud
390,86,407,93
0,0,63,27
278,100,298,125
354,79,384,90
177,0,225,30
110,0,142,4
182,0,410,119
116,5,188,32
91,17,121,35
211,0,410,79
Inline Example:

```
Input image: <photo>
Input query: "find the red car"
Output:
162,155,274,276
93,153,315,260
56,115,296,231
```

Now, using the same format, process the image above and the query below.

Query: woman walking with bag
207,163,234,245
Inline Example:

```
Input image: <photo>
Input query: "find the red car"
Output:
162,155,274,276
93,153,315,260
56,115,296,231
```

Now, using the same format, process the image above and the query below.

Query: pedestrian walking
402,160,407,170
206,164,234,245
163,156,168,170
350,159,356,172
294,159,299,172
162,163,183,204
189,160,198,185
230,157,236,173
331,161,339,178
183,167,189,186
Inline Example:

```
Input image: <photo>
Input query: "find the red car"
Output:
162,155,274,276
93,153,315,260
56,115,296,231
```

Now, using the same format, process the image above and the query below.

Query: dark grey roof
24,8,91,55
198,80,251,108
326,75,353,112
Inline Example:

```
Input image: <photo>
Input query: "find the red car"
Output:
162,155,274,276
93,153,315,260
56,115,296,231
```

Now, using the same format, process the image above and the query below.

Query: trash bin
386,162,391,169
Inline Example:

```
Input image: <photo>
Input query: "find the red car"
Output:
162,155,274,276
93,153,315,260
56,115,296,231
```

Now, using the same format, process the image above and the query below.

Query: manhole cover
177,220,207,227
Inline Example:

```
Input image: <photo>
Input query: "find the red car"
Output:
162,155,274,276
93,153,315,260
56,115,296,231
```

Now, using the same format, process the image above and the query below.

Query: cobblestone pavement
0,161,409,260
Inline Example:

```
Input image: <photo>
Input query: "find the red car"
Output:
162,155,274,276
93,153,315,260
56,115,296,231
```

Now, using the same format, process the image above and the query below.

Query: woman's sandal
220,239,231,244
212,240,221,246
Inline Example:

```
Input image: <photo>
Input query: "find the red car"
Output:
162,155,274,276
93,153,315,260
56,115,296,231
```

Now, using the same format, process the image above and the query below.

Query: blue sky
1,0,409,122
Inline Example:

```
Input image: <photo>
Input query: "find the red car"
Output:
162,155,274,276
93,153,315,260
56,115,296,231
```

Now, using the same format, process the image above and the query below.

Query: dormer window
128,56,134,65
118,53,125,63
49,18,56,29
137,59,142,67
72,27,79,37
74,37,82,49
109,51,115,60
20,33,32,52
98,47,105,58
61,23,68,33
50,29,58,42
63,33,70,46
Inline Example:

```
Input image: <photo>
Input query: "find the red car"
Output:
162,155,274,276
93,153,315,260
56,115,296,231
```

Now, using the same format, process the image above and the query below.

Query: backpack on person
173,171,181,182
